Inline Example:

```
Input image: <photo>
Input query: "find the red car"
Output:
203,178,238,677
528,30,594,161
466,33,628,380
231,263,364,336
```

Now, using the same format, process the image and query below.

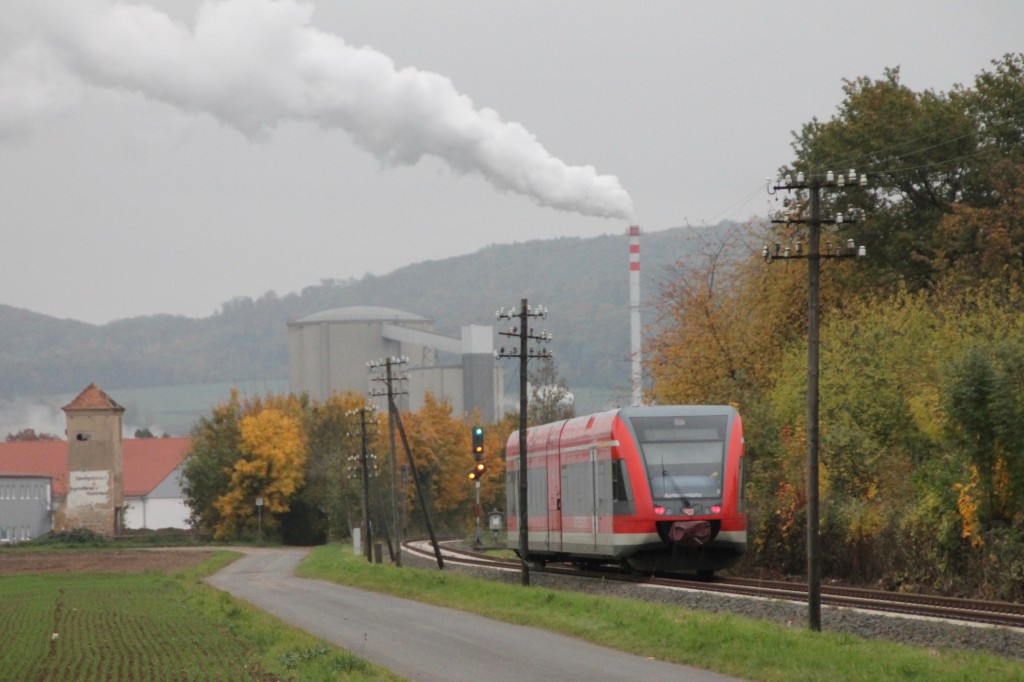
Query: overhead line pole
385,358,401,566
368,355,408,566
359,407,373,563
496,298,552,587
766,168,868,631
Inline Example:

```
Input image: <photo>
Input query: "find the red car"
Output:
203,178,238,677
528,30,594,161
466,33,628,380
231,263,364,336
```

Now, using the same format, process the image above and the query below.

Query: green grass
298,544,1024,682
0,550,404,681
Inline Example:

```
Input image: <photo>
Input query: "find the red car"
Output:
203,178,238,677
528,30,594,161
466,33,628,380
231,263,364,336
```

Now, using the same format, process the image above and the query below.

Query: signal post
469,426,486,547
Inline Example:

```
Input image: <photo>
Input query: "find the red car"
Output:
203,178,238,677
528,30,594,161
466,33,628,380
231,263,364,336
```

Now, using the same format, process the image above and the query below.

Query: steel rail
402,542,1024,630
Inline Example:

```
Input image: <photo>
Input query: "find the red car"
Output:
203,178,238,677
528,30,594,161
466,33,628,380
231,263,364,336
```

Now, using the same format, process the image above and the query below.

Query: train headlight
654,506,667,515
710,505,722,514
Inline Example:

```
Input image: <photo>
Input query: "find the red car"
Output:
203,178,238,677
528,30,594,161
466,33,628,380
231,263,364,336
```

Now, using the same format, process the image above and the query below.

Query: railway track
404,541,1024,630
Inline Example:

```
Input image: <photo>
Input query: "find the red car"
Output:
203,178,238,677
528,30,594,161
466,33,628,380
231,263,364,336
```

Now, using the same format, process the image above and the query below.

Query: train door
594,447,614,554
560,445,598,554
546,427,562,552
585,446,598,552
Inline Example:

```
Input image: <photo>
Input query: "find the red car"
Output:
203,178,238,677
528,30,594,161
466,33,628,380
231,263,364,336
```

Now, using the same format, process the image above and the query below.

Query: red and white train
505,405,746,576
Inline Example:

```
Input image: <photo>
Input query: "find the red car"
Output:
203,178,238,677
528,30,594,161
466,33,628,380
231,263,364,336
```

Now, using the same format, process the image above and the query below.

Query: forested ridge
0,223,736,400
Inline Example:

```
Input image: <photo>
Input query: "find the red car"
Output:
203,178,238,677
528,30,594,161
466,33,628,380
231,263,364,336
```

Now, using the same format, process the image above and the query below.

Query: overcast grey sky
1,1,1020,325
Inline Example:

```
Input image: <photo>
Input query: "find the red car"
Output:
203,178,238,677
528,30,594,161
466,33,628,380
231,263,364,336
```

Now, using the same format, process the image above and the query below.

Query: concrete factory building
288,306,502,421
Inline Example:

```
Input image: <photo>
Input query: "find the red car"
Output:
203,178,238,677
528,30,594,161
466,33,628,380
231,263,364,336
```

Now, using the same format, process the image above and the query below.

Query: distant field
107,380,289,436
18,380,620,440
570,386,632,414
117,381,620,436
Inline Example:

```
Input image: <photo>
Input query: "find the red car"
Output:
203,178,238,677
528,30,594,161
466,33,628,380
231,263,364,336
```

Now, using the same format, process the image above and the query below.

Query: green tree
784,68,976,293
5,429,60,441
765,288,938,578
182,390,243,531
304,392,370,541
782,55,1024,296
527,356,575,425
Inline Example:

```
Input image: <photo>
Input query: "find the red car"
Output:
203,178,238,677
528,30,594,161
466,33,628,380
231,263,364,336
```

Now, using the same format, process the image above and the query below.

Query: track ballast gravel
404,552,1024,661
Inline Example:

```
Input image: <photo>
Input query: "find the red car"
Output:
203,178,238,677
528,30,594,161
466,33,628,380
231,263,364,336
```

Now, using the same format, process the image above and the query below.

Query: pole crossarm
765,169,868,264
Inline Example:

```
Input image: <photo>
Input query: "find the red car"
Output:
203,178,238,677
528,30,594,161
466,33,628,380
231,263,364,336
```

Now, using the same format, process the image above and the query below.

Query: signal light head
472,425,485,458
468,461,486,480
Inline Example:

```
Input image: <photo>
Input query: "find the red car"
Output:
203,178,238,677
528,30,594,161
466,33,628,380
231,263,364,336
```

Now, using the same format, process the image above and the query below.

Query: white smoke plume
0,398,68,440
7,0,634,220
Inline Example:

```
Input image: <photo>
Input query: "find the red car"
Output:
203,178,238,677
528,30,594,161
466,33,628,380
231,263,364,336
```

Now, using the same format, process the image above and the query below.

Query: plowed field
0,548,215,574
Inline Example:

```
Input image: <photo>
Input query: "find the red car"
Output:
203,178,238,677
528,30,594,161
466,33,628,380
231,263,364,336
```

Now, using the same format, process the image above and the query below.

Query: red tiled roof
62,383,126,413
124,438,191,496
0,437,191,497
0,440,66,493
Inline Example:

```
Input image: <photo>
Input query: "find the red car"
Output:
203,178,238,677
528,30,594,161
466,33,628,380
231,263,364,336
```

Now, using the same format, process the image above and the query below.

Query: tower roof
62,383,125,413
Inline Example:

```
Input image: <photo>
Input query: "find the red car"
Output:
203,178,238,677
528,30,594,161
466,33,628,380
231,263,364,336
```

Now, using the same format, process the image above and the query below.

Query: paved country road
206,548,747,682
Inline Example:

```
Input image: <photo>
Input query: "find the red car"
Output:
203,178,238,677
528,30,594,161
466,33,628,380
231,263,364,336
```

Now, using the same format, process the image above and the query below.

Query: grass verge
0,550,404,681
297,544,1024,682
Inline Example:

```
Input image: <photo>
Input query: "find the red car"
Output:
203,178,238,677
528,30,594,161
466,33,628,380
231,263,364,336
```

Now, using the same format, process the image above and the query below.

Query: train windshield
630,414,727,499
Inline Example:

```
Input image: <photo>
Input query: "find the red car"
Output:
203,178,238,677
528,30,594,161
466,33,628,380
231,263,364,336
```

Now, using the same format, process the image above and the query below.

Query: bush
34,528,109,546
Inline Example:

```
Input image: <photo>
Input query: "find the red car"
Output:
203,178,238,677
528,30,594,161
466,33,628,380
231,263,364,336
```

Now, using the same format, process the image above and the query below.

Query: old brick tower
57,383,126,536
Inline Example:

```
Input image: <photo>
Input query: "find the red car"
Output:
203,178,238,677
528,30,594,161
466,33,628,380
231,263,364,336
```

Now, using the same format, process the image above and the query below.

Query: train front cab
616,405,747,575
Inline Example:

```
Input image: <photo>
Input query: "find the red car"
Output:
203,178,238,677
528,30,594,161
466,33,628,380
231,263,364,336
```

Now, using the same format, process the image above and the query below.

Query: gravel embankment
403,552,1024,661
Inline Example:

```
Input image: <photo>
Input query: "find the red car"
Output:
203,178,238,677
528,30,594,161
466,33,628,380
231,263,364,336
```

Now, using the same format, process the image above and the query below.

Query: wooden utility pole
496,298,552,586
766,169,867,631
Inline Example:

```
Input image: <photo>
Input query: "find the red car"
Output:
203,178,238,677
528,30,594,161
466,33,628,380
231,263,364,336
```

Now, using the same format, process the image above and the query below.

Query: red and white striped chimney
629,225,642,406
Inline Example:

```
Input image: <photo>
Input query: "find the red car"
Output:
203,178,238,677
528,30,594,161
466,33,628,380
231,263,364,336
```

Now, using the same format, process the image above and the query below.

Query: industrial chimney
629,225,642,406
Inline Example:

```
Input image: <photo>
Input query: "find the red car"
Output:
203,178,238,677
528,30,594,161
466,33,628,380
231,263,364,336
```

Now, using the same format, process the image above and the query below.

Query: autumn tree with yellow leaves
185,390,357,543
381,395,504,536
212,408,307,539
184,388,505,543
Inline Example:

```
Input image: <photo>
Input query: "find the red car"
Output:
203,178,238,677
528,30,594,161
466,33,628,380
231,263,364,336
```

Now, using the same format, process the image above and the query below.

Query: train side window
612,460,628,502
611,460,635,515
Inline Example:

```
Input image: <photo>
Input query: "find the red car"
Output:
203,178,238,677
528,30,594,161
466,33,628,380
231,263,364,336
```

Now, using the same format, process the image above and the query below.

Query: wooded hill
0,222,742,402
